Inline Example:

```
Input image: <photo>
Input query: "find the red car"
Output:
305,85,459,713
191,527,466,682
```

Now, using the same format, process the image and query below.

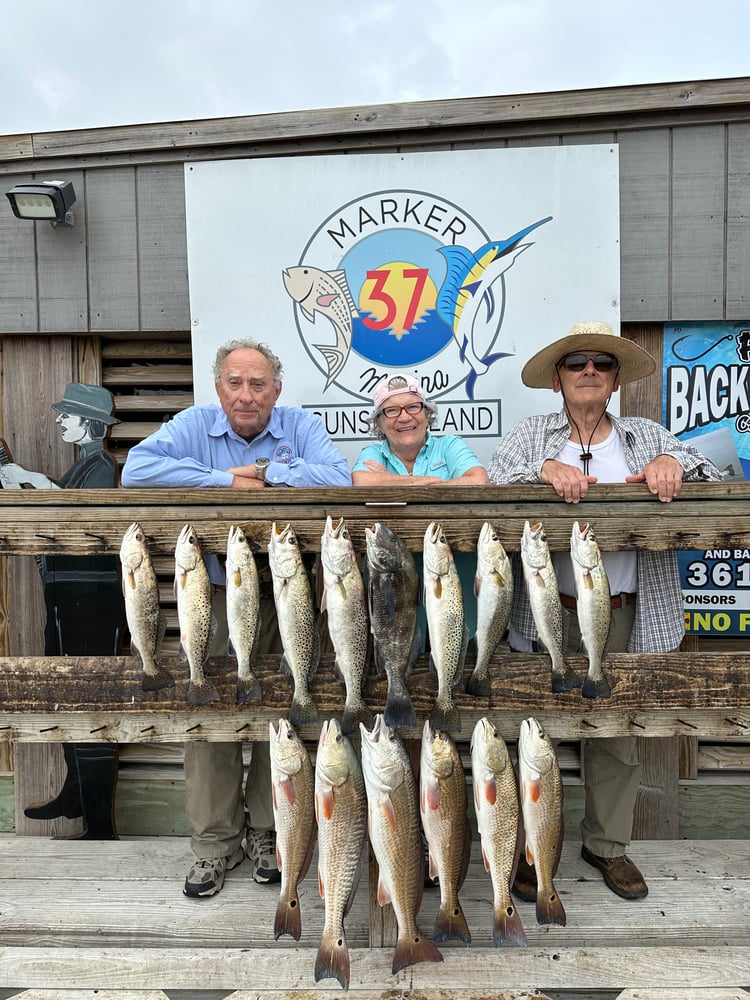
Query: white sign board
185,146,620,466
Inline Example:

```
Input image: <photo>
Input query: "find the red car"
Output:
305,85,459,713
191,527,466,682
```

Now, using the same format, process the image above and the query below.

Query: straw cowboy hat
521,321,656,389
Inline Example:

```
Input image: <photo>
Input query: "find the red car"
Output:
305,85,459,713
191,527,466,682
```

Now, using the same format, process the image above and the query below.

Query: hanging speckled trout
320,515,372,734
470,717,527,948
270,718,317,942
314,718,368,991
518,717,566,927
520,520,581,693
360,715,443,974
174,523,218,706
420,720,472,944
570,520,613,699
269,522,320,725
423,521,468,733
120,522,172,691
226,524,262,704
467,521,513,698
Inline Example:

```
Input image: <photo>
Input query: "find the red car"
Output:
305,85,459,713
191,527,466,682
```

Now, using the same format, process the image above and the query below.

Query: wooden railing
0,482,747,743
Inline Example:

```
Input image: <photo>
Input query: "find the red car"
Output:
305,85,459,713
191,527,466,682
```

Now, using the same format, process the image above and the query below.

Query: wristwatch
254,457,270,482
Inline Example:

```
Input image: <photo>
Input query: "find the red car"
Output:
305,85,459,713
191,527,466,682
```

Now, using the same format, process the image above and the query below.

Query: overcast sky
1,0,749,136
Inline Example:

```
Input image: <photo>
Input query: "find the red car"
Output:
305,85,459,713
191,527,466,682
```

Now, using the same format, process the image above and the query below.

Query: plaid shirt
488,410,721,652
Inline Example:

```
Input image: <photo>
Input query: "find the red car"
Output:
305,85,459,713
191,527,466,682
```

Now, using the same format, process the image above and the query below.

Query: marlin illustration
437,216,552,398
283,265,360,390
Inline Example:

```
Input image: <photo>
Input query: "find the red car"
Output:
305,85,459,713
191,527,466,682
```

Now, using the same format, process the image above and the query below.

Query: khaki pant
185,585,281,860
566,601,639,857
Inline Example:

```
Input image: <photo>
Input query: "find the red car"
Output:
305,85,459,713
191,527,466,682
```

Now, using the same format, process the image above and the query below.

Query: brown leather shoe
580,845,648,899
511,855,538,902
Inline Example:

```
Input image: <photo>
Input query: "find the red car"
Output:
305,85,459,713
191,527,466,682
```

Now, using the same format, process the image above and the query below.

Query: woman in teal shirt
352,374,488,642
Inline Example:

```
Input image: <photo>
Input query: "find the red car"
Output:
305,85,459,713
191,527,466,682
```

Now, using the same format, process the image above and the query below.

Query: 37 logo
283,189,550,401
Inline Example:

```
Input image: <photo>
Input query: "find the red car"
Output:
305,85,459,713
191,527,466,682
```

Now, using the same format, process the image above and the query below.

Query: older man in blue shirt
122,338,351,898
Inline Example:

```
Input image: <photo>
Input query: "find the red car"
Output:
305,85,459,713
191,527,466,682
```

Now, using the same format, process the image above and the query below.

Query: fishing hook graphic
671,333,734,362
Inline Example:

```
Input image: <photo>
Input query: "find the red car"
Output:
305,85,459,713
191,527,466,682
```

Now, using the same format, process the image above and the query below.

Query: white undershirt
553,425,638,597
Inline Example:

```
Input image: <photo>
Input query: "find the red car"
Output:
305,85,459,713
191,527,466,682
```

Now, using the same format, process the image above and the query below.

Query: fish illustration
282,265,359,390
436,216,552,398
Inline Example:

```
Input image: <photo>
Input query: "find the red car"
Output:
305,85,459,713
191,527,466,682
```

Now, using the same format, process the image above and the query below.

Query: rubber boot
74,743,120,840
23,743,84,820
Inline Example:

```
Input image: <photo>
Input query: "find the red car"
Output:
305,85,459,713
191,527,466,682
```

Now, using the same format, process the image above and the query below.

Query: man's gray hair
213,339,284,382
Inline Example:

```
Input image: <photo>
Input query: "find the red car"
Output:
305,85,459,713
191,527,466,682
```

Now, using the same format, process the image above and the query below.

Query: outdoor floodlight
6,180,76,227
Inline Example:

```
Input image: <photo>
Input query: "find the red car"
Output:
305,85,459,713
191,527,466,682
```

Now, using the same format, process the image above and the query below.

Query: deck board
0,836,745,992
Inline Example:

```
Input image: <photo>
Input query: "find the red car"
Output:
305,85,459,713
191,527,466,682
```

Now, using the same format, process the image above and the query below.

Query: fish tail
493,900,528,948
341,699,374,736
465,664,491,698
186,676,220,707
551,661,582,693
392,928,444,973
274,893,303,941
582,670,612,699
429,699,461,734
433,899,471,944
383,688,417,729
236,671,263,704
141,664,175,692
290,691,320,725
535,883,567,926
314,924,350,990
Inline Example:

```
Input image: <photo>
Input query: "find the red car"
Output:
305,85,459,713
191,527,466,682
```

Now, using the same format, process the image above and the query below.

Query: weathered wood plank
619,130,671,321
671,125,726,319
87,169,140,332
727,121,750,318
13,79,750,161
616,992,750,999
0,656,747,742
136,165,190,331
0,483,745,558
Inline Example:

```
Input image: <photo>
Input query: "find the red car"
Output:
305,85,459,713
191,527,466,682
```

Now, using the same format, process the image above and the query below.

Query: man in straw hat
489,321,720,901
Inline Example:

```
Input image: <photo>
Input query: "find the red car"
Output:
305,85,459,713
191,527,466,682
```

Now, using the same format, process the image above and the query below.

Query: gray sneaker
246,827,280,884
183,846,244,898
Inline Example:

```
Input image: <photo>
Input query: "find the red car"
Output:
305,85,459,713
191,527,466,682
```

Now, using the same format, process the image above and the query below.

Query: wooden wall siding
36,169,87,333
727,121,750,317
670,124,726,320
136,165,190,331
619,130,671,322
87,168,140,331
0,188,38,333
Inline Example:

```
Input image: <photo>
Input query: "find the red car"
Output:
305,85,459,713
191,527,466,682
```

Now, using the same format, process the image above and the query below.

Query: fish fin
227,636,237,659
141,665,175,692
536,884,567,927
290,692,319,725
299,303,315,323
493,900,528,948
424,776,441,812
236,671,262,704
314,343,347,390
310,626,321,679
316,786,334,822
273,895,303,941
433,900,471,944
466,664,491,698
525,844,535,865
177,641,188,663
317,867,325,899
126,569,136,590
278,653,292,677
186,677,219,707
377,875,391,907
582,672,612,699
429,699,461,734
383,687,417,729
482,774,497,807
583,569,594,591
314,925,351,990
341,699,374,736
279,773,297,807
316,292,339,308
380,796,398,832
551,662,583,692
392,928,443,974
526,776,542,804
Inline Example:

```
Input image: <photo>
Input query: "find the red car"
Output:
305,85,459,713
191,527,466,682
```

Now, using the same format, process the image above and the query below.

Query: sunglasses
558,352,619,373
